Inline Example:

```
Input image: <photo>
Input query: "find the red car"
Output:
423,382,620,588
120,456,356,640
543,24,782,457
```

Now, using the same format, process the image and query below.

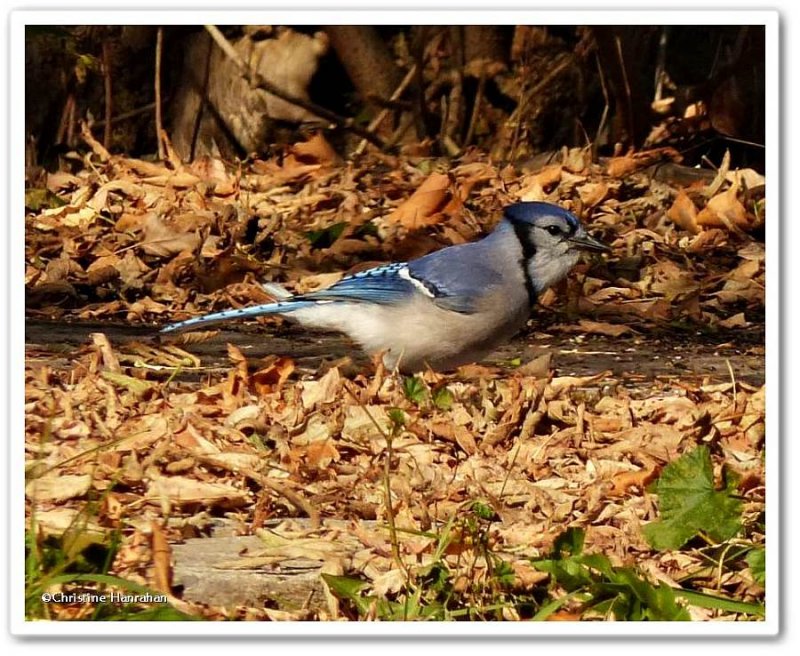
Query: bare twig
364,96,413,112
57,95,77,146
189,33,214,162
508,85,525,161
653,27,670,104
204,24,386,150
464,63,486,147
595,51,610,159
93,102,157,128
441,68,464,155
508,56,572,160
614,34,635,146
342,383,409,578
259,474,321,529
354,64,417,156
194,453,320,528
726,357,738,401
382,422,401,567
155,27,165,160
102,41,113,149
411,27,429,140
386,113,416,150
80,120,111,162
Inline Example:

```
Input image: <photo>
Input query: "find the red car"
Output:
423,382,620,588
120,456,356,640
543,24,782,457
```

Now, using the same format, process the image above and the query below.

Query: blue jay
162,201,609,372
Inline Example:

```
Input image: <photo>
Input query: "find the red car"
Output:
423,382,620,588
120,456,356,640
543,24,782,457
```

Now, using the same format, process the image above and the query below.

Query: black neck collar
508,220,537,307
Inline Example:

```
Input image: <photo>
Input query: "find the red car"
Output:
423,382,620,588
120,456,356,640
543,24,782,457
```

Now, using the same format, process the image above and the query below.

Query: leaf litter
24,133,765,620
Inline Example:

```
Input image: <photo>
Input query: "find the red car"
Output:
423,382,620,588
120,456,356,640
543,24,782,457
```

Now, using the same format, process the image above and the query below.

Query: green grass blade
675,589,765,616
531,591,585,621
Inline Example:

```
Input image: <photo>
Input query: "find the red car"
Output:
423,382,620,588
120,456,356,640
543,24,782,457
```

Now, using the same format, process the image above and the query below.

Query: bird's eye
545,225,562,236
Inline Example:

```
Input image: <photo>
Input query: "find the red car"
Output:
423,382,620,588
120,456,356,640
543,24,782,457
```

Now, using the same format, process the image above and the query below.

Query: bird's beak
569,232,611,253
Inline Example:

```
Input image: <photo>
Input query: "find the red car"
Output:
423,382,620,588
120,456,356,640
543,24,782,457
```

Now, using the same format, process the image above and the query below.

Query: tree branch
354,65,417,156
155,27,165,160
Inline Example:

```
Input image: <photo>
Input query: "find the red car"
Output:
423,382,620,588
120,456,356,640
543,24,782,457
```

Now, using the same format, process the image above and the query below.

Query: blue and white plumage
162,201,609,372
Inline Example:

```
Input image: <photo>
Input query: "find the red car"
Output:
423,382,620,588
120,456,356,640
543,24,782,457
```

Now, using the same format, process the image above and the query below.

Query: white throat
528,249,580,292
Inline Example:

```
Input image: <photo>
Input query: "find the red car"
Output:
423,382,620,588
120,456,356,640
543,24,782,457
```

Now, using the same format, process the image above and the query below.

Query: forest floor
24,132,766,621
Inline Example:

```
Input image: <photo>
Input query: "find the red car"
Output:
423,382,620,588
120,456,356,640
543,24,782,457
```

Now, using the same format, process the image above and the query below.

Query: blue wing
407,242,504,313
300,262,419,305
303,238,506,314
301,259,488,314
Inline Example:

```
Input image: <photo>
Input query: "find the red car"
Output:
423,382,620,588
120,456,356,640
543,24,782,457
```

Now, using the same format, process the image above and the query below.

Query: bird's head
503,201,609,292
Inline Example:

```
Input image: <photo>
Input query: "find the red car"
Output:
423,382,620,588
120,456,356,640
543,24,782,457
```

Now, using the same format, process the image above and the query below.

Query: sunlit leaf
643,446,742,550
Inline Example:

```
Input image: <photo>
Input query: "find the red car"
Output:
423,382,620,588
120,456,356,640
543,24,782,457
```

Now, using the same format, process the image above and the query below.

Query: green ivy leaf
386,408,406,428
321,573,373,616
321,573,368,599
551,527,585,558
471,501,496,521
305,222,347,249
533,557,594,592
643,446,742,550
746,547,766,585
402,376,427,405
25,188,67,211
432,386,454,411
492,559,516,587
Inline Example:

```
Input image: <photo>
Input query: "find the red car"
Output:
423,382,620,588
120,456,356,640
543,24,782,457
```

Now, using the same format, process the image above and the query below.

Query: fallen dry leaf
26,474,92,503
718,312,750,329
577,181,610,208
518,164,562,201
384,173,451,229
146,476,249,507
291,132,340,165
29,507,106,538
150,520,172,594
140,213,202,257
608,458,660,496
252,356,295,394
667,191,700,234
606,147,681,178
301,367,342,409
515,352,553,377
697,186,750,231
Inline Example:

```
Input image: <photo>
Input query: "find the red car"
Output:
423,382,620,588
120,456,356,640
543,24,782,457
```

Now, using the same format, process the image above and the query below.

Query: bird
161,201,609,372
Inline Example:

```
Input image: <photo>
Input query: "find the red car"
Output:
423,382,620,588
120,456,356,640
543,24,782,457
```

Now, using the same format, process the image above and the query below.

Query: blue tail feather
160,300,314,333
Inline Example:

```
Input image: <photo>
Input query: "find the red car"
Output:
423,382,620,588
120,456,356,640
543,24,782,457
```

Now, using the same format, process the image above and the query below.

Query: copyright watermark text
40,591,168,604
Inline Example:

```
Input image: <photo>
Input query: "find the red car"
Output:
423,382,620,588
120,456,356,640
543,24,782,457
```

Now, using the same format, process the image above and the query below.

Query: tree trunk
323,26,404,114
463,25,509,69
592,26,658,149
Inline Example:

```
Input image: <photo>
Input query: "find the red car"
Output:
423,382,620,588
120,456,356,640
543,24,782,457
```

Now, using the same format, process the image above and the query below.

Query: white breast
288,294,529,372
